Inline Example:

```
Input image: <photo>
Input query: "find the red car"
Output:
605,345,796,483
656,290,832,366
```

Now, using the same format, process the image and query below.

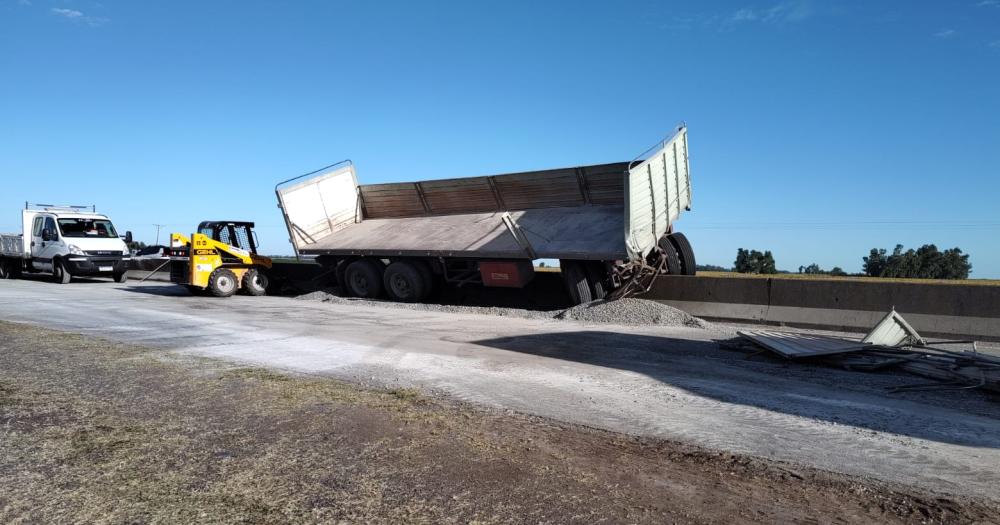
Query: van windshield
57,218,119,238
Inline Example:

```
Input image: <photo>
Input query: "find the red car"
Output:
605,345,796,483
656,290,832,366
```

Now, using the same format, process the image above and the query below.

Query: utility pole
153,224,165,246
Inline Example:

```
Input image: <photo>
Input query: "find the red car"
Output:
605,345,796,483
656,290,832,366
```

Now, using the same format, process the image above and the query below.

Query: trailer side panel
625,127,691,260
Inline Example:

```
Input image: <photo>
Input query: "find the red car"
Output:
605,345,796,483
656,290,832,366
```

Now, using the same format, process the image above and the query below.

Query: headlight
123,248,130,255
68,244,86,255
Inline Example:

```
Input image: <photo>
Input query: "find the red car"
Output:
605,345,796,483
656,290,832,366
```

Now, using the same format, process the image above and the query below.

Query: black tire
334,258,353,295
383,261,428,302
241,268,268,296
114,272,128,283
668,232,696,276
585,262,608,301
54,258,72,284
0,260,8,279
344,259,383,299
658,236,683,275
561,261,592,305
207,268,238,297
412,260,435,298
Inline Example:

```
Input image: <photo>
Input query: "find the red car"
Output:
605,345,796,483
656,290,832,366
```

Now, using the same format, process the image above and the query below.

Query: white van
0,204,133,283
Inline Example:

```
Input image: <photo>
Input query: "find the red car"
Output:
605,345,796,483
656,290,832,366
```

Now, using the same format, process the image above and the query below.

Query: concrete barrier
646,276,1000,340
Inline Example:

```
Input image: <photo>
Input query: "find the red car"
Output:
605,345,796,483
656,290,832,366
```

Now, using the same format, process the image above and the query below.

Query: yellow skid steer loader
168,221,272,297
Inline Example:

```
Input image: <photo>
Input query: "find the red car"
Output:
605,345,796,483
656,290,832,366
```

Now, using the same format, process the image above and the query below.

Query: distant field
695,271,1000,287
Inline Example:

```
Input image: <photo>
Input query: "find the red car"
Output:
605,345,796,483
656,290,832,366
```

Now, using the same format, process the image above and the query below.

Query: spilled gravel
295,292,721,330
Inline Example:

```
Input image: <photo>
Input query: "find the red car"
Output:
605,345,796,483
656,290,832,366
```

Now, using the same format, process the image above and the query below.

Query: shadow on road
473,330,1000,448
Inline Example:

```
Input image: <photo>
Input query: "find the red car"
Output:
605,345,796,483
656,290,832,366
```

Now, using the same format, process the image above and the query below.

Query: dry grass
696,271,1000,286
1,320,997,524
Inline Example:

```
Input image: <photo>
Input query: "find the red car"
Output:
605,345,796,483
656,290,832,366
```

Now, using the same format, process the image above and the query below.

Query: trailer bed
277,125,691,264
298,205,627,260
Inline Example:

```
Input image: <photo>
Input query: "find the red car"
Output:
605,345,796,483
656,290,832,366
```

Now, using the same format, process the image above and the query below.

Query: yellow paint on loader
170,229,272,297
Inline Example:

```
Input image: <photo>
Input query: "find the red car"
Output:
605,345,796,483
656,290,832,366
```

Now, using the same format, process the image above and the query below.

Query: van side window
33,217,43,236
44,217,57,237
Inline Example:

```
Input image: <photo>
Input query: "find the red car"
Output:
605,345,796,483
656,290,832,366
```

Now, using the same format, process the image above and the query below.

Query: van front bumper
64,256,130,276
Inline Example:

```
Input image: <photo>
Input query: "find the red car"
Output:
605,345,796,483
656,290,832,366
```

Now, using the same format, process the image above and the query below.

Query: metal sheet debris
736,330,870,359
737,310,1000,394
862,309,926,347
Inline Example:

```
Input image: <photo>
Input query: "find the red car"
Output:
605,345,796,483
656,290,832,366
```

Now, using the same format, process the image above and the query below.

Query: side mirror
124,231,133,244
41,229,54,242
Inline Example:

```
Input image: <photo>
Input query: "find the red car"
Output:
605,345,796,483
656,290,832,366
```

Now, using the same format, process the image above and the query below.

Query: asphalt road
1,277,999,501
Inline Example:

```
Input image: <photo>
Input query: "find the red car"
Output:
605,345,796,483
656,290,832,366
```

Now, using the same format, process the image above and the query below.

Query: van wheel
383,261,428,302
207,268,238,297
54,259,72,284
0,260,8,279
668,232,696,276
114,272,128,283
561,261,592,305
242,268,268,296
344,259,383,299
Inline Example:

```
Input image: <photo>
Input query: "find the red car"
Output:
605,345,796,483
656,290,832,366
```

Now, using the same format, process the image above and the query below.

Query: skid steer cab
168,221,272,297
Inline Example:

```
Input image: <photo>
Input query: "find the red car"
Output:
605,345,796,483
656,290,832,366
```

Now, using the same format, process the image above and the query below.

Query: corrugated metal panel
625,126,691,260
359,162,631,219
738,330,871,358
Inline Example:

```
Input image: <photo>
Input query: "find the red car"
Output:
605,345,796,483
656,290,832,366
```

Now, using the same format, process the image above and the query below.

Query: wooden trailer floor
298,205,630,260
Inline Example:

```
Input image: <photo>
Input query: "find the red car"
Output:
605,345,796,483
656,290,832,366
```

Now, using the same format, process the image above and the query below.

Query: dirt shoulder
1,321,997,524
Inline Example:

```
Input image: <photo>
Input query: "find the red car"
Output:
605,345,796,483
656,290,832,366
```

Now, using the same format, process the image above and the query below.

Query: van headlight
68,244,86,256
123,248,130,256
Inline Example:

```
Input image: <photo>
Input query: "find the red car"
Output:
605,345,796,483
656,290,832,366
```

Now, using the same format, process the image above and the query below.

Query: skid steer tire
561,261,592,305
242,268,268,296
208,268,238,297
383,261,428,303
344,259,383,299
668,232,696,276
658,236,683,275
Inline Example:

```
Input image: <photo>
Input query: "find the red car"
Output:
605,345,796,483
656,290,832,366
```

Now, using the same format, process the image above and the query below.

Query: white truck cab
0,204,132,283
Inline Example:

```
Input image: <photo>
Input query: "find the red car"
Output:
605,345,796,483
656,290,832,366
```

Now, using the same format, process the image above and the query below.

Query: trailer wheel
668,232,696,276
561,261,592,305
383,261,428,303
412,260,435,297
658,236,683,275
334,258,354,295
207,268,238,297
344,259,383,299
585,262,608,301
54,259,72,284
242,268,268,296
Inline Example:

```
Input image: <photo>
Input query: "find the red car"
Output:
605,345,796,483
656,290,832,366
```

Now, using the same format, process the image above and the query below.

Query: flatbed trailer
275,125,694,304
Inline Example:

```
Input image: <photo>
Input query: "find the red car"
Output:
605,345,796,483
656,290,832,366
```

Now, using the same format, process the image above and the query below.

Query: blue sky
2,1,998,276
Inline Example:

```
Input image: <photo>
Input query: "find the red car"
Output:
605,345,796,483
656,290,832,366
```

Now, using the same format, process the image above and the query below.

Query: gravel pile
555,298,712,329
295,291,714,330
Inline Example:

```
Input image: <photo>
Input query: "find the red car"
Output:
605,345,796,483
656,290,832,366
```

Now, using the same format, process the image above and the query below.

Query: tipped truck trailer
275,125,695,304
0,203,133,283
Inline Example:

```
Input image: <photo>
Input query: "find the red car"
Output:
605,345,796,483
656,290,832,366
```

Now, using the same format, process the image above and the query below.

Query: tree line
723,244,972,279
